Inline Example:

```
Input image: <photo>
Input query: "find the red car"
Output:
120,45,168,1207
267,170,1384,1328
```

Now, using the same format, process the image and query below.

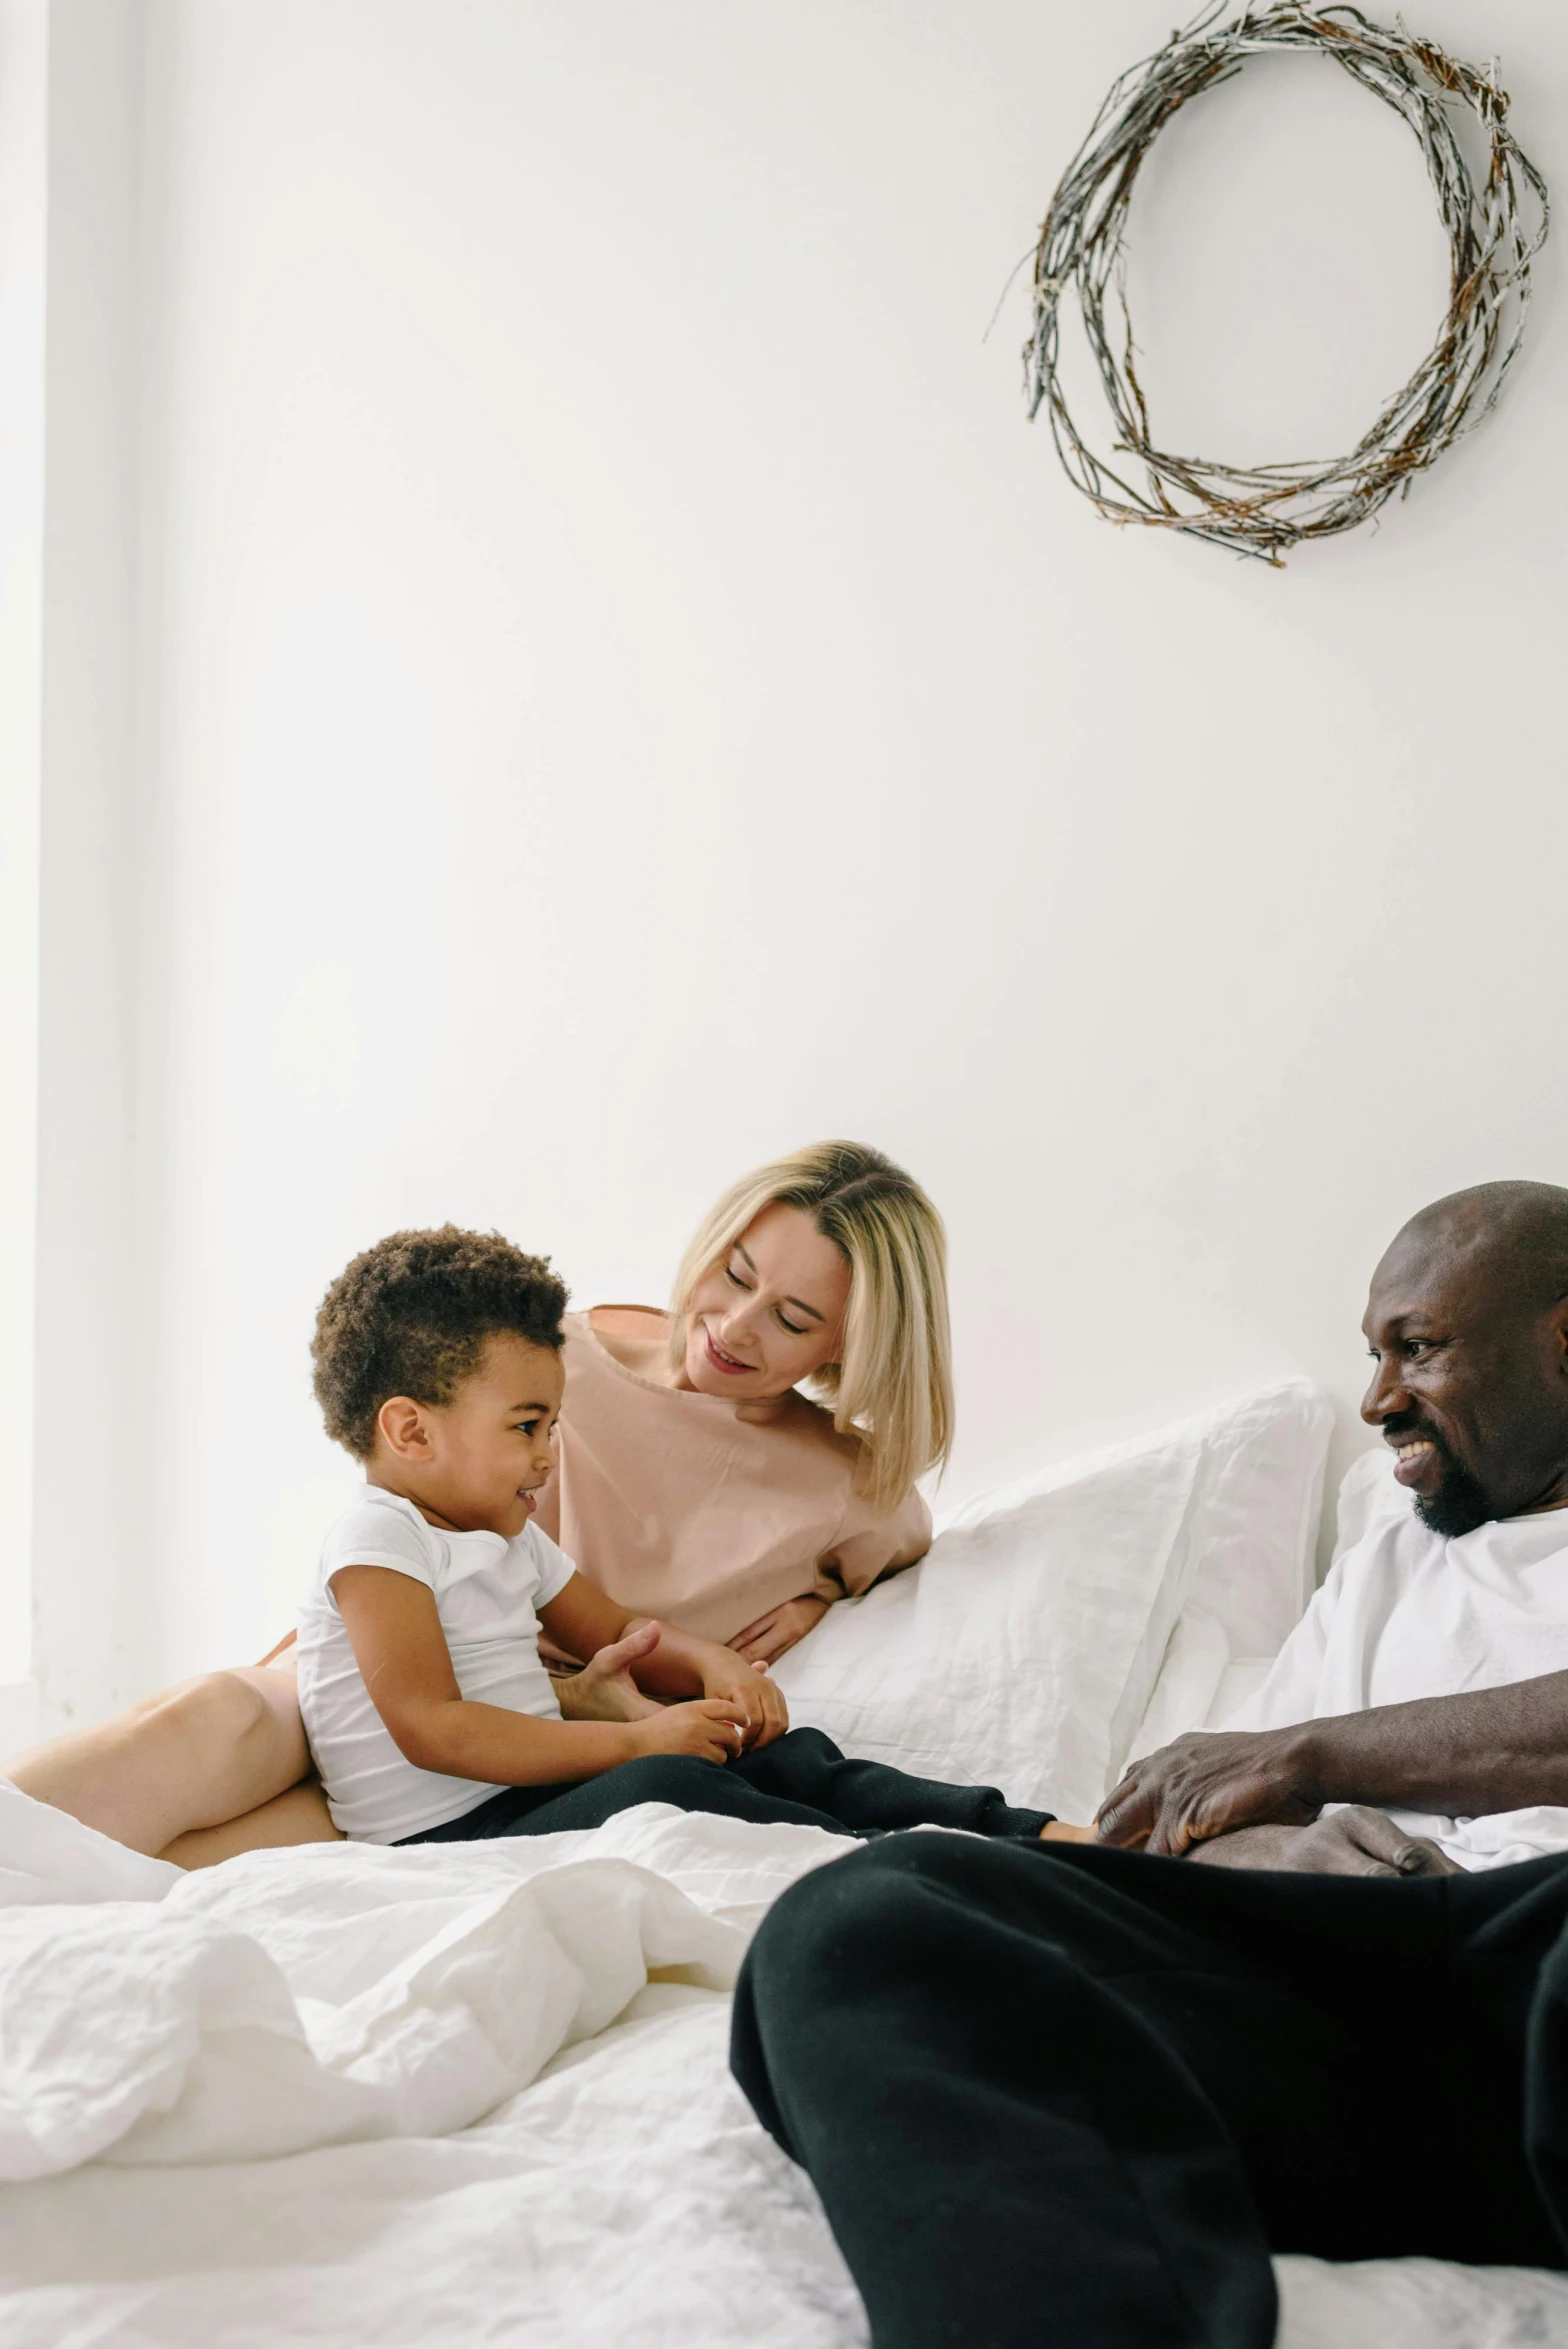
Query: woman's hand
693,1642,790,1751
625,1699,753,1765
729,1593,832,1668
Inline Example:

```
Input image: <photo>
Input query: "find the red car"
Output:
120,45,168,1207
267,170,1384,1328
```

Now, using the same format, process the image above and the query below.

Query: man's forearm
1297,1670,1568,1816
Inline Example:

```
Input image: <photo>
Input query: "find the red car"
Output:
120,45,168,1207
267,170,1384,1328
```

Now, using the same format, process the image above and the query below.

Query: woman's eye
725,1265,749,1290
777,1314,808,1336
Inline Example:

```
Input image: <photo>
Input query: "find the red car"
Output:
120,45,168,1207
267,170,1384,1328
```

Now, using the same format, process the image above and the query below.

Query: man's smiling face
1361,1197,1568,1537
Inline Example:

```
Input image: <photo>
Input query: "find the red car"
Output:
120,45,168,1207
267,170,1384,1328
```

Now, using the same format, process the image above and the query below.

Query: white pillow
771,1379,1332,1824
1329,1442,1405,1559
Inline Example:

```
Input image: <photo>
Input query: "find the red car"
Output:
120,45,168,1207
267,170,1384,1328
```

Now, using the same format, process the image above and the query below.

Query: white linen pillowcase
771,1379,1332,1824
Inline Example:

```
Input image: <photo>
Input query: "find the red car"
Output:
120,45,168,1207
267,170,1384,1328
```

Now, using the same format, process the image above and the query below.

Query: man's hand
557,1622,664,1724
1186,1808,1460,1878
1096,1726,1323,1855
729,1593,832,1667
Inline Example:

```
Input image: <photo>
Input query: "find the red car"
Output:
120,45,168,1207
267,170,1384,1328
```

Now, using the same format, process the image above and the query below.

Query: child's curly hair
312,1225,569,1458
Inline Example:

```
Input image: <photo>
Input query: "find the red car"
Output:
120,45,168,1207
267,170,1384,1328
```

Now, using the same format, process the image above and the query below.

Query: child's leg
731,1727,1053,1838
397,1729,1052,1845
399,1754,864,1843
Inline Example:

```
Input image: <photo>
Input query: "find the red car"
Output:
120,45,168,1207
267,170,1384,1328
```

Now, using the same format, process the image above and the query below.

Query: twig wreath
1023,4,1549,564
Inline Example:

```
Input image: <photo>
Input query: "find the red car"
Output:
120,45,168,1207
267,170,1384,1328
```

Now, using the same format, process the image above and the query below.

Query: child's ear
377,1395,437,1460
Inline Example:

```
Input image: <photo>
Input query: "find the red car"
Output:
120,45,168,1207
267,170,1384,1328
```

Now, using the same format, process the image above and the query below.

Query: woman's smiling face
679,1202,851,1401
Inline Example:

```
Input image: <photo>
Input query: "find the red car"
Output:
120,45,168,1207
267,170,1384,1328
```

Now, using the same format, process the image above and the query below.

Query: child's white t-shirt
297,1485,576,1843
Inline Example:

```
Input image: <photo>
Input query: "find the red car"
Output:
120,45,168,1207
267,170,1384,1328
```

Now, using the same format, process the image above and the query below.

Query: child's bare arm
332,1568,748,1783
539,1575,790,1751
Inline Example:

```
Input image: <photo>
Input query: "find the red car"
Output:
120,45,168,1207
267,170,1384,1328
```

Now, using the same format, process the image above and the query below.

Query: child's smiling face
370,1331,565,1538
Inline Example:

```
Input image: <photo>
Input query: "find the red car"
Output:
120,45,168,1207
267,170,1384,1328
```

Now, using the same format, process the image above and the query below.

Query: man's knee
747,1833,971,2001
733,1839,968,2142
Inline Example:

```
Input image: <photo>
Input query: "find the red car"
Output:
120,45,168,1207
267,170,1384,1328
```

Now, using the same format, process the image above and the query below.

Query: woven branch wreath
1023,4,1549,563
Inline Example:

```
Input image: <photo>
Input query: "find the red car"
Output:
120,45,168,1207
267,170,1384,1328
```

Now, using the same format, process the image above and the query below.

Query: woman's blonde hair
669,1142,953,1510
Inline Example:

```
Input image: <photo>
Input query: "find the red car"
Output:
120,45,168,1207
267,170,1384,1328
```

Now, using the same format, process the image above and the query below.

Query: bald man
731,1183,1568,2349
1098,1178,1568,1874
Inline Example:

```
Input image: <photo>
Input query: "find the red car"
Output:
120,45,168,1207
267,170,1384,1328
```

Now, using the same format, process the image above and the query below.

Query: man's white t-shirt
297,1486,576,1843
1226,1502,1568,1870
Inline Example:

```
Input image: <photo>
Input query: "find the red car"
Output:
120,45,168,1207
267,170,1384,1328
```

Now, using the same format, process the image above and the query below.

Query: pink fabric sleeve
816,1482,932,1601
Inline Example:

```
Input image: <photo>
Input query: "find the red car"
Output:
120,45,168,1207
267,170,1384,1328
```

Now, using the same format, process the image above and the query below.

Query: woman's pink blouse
532,1308,932,1643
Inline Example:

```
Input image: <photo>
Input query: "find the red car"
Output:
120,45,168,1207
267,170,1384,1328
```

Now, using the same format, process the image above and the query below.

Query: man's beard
1411,1442,1497,1539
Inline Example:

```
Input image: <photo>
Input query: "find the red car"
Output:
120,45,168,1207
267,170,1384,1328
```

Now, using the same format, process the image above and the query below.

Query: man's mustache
1383,1417,1451,1461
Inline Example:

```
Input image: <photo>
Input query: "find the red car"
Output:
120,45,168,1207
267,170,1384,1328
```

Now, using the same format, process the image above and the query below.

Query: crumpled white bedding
2,1787,1566,2349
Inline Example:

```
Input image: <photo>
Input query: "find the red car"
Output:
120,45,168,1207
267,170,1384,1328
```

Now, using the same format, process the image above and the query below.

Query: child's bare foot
556,1623,664,1723
1039,1820,1096,1843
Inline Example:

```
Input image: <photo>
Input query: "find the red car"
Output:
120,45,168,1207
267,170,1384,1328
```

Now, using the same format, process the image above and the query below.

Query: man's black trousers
730,1832,1568,2349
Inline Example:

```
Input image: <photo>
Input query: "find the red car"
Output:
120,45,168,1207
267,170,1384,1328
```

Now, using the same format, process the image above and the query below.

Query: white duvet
1,1788,1566,2349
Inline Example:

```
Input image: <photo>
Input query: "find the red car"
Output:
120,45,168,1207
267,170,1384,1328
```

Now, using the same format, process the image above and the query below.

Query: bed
3,1382,1566,2348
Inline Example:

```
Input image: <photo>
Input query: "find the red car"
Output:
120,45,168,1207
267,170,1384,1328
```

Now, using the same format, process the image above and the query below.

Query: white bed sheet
2,1793,1565,2348
8,1973,1566,2349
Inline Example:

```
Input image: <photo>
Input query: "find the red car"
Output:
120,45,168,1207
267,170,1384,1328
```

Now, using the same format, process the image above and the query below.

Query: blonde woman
538,1140,949,1663
4,1143,958,1863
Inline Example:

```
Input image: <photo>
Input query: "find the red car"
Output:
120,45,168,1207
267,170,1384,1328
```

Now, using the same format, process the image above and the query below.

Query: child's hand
626,1699,752,1765
696,1646,790,1751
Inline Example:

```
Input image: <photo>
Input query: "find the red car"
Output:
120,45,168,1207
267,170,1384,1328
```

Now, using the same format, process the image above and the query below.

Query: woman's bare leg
161,1774,340,1869
3,1662,312,1857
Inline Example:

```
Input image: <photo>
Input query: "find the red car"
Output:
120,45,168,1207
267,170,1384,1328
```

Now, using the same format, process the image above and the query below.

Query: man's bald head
1386,1182,1568,1314
1363,1182,1568,1536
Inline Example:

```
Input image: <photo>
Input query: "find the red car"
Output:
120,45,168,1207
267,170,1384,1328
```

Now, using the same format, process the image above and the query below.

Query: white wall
26,0,1568,1705
0,0,47,1728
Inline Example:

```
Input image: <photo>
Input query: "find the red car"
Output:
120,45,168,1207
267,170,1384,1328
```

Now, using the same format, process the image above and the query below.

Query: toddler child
298,1225,1060,1847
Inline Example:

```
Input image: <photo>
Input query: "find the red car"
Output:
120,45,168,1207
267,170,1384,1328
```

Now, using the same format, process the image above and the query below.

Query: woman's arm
332,1569,749,1782
538,1576,790,1749
729,1476,934,1665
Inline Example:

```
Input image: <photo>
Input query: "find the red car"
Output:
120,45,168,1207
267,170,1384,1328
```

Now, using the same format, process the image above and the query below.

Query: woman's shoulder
569,1304,672,1385
581,1304,669,1343
765,1388,883,1478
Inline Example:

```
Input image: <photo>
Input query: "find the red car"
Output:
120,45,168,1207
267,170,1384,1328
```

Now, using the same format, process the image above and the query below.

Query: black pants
396,1726,1052,1845
730,1832,1568,2349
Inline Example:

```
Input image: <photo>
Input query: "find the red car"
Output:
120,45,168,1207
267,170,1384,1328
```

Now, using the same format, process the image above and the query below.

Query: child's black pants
395,1725,1052,1844
729,1831,1568,2349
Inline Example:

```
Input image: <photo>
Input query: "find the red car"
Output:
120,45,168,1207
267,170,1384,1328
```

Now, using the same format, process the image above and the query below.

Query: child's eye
516,1418,540,1436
